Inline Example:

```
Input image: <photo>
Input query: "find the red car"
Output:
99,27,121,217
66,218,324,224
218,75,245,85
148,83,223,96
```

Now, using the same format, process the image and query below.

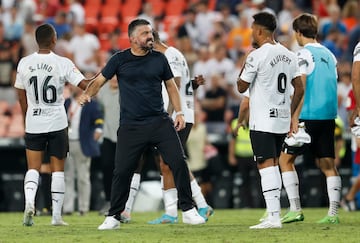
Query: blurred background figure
319,3,347,41
228,95,260,208
0,21,17,106
97,76,119,216
45,10,71,39
63,84,103,216
67,23,100,73
177,7,200,51
21,19,37,56
68,0,85,27
137,2,155,26
2,4,24,42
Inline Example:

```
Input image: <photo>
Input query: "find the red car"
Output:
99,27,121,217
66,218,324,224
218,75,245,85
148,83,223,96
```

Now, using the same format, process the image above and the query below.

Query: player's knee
317,157,337,173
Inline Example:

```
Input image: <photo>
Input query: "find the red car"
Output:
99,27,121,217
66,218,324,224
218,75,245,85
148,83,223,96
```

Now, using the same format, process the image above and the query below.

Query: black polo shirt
102,49,174,125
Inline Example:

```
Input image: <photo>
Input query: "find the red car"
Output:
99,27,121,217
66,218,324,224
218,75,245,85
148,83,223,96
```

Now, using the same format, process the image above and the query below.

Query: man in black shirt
78,18,206,230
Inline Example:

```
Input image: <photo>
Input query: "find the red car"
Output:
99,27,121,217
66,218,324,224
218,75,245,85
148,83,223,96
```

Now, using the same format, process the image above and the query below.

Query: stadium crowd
1,0,360,212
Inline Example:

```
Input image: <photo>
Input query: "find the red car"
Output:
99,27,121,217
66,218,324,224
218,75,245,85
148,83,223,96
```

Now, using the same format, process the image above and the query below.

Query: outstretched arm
77,72,101,90
78,73,107,105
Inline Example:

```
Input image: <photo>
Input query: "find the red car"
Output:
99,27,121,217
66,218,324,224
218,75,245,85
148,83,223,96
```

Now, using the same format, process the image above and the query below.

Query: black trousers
100,138,116,201
108,116,193,216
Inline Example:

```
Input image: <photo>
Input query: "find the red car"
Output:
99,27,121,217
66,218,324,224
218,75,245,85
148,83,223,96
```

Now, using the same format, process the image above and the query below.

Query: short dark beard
140,38,154,51
141,45,153,52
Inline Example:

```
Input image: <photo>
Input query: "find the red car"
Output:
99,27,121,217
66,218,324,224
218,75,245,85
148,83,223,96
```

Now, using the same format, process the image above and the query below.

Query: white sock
124,173,141,213
191,179,207,208
327,176,341,216
259,166,281,222
24,169,39,206
51,172,65,219
163,188,178,217
282,171,301,211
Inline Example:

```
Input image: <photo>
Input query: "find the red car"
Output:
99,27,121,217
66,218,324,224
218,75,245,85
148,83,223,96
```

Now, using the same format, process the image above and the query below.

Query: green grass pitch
0,208,359,243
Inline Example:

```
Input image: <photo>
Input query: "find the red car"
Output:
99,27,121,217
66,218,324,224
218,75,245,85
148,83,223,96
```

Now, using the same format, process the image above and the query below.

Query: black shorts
302,119,335,158
24,128,69,160
281,119,335,158
282,142,308,155
250,130,286,162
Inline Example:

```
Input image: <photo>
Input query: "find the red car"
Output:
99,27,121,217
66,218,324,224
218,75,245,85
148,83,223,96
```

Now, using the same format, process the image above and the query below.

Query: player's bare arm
232,96,249,137
77,71,101,90
78,73,107,105
167,76,182,114
164,78,185,131
237,78,250,93
290,75,304,134
16,88,27,126
352,61,360,119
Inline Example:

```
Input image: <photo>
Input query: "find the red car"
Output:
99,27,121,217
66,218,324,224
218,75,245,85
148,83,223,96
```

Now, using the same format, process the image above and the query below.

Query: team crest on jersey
244,56,254,69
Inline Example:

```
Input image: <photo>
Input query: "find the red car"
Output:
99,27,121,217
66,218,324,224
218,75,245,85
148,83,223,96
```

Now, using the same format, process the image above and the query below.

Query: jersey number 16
29,76,57,104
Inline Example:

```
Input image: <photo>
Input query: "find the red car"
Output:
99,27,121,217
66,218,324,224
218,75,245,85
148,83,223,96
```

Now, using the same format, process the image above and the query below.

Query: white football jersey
353,42,360,62
240,43,300,133
162,46,195,123
14,52,84,133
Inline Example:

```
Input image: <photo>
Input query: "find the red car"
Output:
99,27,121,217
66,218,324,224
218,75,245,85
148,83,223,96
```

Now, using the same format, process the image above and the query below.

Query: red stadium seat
98,5,120,37
84,0,102,8
165,0,187,17
121,1,141,19
104,0,123,7
118,33,130,49
146,0,165,17
84,5,100,34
